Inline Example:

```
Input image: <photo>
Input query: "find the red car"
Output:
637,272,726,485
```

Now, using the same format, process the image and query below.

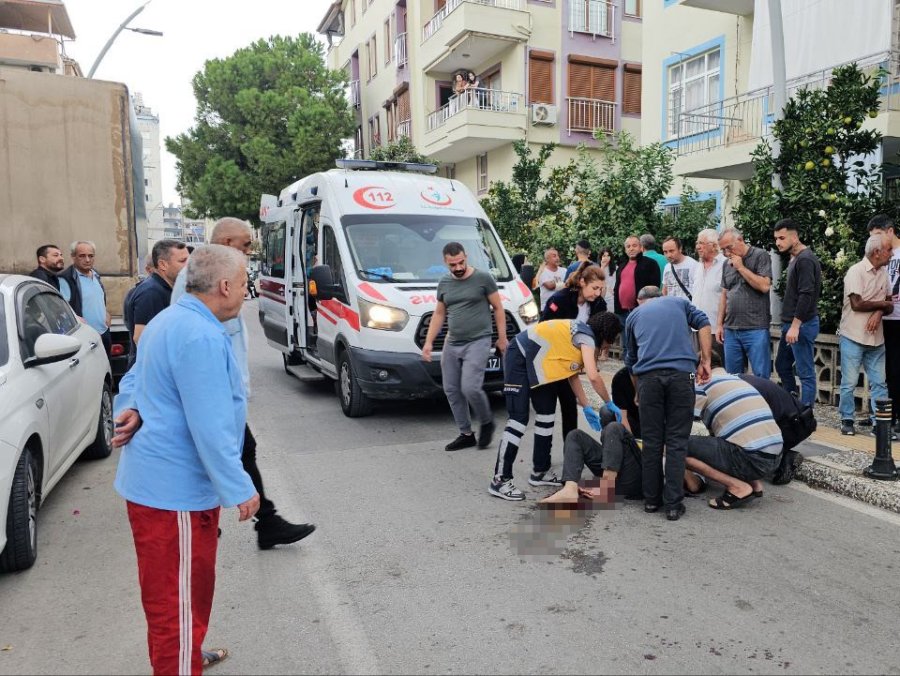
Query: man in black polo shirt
125,240,189,367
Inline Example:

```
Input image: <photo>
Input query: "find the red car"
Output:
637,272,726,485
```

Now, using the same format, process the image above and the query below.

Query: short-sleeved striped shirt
694,369,783,456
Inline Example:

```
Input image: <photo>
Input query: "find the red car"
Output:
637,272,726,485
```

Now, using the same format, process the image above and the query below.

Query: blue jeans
838,336,888,423
724,328,772,378
775,317,819,407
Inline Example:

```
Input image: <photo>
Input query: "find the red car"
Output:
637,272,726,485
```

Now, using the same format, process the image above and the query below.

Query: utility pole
88,1,162,79
768,0,787,190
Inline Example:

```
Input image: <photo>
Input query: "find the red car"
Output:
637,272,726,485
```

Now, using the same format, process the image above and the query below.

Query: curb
795,442,900,514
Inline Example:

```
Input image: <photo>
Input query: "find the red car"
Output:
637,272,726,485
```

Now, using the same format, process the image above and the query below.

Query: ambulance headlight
518,298,539,324
358,299,409,331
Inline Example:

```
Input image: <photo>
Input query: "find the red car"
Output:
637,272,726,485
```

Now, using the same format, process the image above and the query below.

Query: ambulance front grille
414,311,519,351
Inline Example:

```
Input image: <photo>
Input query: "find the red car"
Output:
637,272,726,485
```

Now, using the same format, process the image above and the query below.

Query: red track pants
127,501,220,676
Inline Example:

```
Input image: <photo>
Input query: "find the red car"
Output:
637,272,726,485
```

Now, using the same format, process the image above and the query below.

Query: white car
0,275,113,572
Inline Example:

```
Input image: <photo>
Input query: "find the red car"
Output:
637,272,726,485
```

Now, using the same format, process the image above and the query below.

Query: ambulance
257,159,539,417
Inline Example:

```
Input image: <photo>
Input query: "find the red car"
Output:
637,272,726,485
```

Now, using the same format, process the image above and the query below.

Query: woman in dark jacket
540,262,609,450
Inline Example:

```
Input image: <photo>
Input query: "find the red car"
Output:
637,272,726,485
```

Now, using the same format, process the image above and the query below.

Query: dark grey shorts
687,435,781,482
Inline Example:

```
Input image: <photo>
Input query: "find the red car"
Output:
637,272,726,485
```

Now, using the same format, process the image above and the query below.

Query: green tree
570,131,675,256
660,185,719,259
368,136,432,164
732,63,885,331
166,34,355,223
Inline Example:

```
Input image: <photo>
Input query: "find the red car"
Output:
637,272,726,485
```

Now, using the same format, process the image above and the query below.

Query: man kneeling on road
539,405,643,505
685,350,784,510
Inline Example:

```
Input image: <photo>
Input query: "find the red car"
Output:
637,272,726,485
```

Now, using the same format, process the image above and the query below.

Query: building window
145,193,150,202
384,19,392,65
144,178,149,187
369,114,381,148
623,64,642,115
528,50,555,104
624,0,641,17
668,48,720,138
569,0,612,38
350,0,356,26
444,163,456,180
369,35,378,78
476,154,488,193
567,56,616,133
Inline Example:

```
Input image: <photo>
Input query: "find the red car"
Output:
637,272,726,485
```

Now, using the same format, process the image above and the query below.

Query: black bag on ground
772,395,817,485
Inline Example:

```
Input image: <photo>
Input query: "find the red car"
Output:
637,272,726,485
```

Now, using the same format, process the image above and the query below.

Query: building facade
133,93,166,244
643,0,900,227
319,0,643,196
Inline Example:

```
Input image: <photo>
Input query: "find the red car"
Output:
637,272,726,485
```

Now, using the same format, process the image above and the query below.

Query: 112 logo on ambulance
353,186,396,210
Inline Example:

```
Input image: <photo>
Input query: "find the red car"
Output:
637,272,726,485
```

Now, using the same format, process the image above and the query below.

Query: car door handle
68,357,80,368
89,341,98,351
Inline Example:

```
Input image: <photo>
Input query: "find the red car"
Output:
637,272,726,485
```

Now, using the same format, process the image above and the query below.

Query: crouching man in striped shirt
685,349,784,511
112,244,259,675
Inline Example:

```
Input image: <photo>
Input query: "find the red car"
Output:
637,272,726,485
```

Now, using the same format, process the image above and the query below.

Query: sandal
708,490,756,510
202,648,228,670
752,490,763,499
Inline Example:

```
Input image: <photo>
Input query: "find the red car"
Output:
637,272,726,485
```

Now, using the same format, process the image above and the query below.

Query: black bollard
864,399,897,481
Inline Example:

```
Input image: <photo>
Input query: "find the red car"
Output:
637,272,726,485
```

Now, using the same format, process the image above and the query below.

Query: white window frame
476,154,488,193
667,48,720,139
624,0,640,17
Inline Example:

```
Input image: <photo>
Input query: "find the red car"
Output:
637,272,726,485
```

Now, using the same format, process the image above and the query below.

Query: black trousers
242,424,276,521
885,321,900,423
637,369,695,510
554,379,578,445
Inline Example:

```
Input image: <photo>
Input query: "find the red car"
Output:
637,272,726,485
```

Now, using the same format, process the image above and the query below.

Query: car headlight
358,298,409,331
518,298,539,324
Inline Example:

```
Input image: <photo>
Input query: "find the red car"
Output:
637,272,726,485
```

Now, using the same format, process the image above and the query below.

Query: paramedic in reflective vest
422,241,508,452
489,313,623,501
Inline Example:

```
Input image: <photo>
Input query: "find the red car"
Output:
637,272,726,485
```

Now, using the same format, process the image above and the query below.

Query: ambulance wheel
337,350,373,417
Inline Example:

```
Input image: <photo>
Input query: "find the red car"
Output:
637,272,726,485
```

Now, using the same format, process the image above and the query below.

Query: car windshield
342,214,513,283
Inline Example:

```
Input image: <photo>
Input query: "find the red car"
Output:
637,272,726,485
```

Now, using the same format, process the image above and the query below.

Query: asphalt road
2,300,900,675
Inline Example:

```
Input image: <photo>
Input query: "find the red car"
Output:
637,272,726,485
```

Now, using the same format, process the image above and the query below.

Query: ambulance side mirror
519,264,535,289
309,265,335,301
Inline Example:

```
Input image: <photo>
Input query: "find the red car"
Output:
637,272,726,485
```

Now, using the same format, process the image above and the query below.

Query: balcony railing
427,89,523,131
397,119,411,138
423,0,523,42
352,147,363,159
568,0,615,40
349,79,360,108
675,50,900,156
566,97,616,135
393,32,408,68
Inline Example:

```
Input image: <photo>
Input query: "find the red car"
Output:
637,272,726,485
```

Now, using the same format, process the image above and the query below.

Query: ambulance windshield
342,215,513,283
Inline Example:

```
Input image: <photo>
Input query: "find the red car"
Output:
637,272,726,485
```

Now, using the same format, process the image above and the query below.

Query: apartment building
0,0,80,75
319,0,643,195
133,93,166,243
644,0,900,225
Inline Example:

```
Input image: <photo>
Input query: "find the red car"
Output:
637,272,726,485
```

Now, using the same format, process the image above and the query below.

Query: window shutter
529,51,554,104
623,65,642,114
398,90,411,121
593,64,615,102
568,62,592,98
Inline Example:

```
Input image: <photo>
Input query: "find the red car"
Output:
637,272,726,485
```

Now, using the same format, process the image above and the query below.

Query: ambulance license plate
486,356,501,372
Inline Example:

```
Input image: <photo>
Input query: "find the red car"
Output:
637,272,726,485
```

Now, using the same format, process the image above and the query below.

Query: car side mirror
26,333,80,367
519,263,535,290
308,264,336,301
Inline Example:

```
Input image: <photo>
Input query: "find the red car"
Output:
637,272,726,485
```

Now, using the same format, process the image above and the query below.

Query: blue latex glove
606,401,623,423
583,406,602,432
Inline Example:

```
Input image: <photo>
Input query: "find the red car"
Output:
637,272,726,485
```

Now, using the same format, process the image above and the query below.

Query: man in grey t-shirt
716,227,773,378
422,242,508,451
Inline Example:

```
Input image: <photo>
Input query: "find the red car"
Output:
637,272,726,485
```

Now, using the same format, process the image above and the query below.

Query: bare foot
540,486,579,504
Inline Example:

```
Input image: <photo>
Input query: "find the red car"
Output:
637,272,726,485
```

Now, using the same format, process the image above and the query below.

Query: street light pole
768,0,787,190
87,1,159,79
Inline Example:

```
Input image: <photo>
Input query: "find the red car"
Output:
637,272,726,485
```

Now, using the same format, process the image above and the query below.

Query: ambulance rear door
258,199,298,353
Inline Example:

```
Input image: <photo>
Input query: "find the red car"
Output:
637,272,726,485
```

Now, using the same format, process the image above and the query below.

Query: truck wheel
337,350,373,417
81,383,114,460
0,449,38,572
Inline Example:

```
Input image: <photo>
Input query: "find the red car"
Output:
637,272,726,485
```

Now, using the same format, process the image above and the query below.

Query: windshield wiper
357,268,397,282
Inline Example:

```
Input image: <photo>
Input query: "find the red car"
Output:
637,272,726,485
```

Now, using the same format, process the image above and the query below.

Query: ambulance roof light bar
335,159,438,174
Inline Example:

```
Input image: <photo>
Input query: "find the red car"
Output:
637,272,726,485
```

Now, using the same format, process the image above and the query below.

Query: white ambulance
257,159,539,417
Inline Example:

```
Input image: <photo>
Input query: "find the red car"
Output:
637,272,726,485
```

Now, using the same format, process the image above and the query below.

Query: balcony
568,0,615,41
420,0,530,75
567,97,616,135
423,89,525,163
675,0,754,15
0,32,60,70
673,50,900,180
397,119,411,138
393,32,408,69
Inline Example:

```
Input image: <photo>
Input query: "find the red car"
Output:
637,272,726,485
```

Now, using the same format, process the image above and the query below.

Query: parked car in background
0,275,113,573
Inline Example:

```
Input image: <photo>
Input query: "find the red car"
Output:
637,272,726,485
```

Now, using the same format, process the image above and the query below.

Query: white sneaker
528,470,563,487
489,478,525,501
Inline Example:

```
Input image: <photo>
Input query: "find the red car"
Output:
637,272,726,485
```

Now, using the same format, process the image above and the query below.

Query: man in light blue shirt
171,217,314,550
61,241,111,354
112,244,259,674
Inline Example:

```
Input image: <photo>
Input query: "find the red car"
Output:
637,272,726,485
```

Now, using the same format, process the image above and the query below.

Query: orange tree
732,63,886,332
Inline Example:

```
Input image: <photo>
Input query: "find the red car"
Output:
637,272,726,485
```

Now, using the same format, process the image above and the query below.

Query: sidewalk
591,360,900,514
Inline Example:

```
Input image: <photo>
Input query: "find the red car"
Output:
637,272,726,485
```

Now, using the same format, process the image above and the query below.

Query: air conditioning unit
531,103,558,126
